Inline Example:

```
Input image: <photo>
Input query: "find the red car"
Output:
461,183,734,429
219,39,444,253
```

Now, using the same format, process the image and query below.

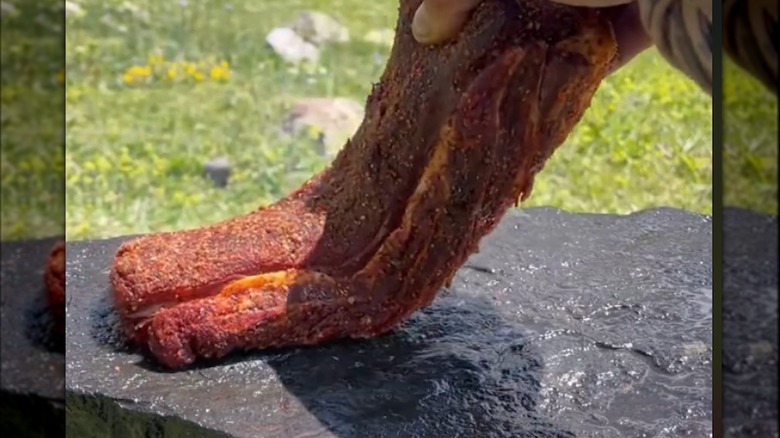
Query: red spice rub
45,241,66,333
111,0,618,369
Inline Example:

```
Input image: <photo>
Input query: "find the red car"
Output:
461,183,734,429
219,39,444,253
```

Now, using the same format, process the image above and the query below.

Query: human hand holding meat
412,0,713,93
111,0,621,369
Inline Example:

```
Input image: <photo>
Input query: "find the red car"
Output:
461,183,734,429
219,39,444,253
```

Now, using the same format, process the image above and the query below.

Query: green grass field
3,0,775,241
1,1,65,240
723,62,778,213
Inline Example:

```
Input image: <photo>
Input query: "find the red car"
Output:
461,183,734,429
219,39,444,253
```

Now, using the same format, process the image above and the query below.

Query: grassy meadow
7,0,775,241
1,0,65,240
723,62,778,213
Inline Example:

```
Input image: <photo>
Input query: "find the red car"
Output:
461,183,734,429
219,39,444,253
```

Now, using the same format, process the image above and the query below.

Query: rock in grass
65,1,85,18
203,156,231,188
279,97,364,157
1,1,18,17
289,11,350,46
266,27,320,64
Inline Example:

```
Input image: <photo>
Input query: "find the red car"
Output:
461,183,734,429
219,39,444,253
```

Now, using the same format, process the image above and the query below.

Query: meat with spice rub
45,241,66,333
111,0,618,369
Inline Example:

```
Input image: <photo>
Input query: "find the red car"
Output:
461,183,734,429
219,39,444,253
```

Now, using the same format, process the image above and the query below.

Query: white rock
1,1,18,17
279,97,365,157
65,1,84,17
65,1,85,17
289,11,350,46
266,27,320,64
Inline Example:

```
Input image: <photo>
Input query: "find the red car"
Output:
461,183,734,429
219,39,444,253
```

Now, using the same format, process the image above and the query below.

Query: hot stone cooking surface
1,236,66,437
65,208,721,437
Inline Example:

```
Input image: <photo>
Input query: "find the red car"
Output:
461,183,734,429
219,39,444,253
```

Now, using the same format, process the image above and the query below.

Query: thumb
412,0,483,44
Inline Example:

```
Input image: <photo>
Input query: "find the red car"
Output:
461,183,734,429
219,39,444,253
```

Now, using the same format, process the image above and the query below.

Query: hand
412,0,653,74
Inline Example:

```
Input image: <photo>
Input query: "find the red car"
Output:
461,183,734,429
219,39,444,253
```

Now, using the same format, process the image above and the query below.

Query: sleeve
722,0,778,95
638,0,714,94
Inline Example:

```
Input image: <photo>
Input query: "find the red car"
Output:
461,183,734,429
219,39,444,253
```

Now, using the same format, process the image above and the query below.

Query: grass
0,0,65,240
723,61,778,214
13,0,772,242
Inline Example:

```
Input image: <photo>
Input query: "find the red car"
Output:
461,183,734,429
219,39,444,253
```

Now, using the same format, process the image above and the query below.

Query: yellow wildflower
183,62,197,75
148,55,164,65
131,65,152,76
122,64,153,85
209,64,231,81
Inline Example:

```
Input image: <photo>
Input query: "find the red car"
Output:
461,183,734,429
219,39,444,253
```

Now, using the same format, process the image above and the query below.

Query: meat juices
111,0,618,369
45,241,66,333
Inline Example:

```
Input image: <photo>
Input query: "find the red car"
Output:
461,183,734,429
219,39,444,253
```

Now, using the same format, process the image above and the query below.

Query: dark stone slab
723,209,778,436
66,208,714,438
1,237,66,437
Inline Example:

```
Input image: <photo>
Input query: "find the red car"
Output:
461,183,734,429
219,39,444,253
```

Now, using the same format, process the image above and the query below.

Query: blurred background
5,0,774,241
1,0,64,240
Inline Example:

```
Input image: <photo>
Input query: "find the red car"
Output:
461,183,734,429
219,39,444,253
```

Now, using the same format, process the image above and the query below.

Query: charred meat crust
110,0,617,369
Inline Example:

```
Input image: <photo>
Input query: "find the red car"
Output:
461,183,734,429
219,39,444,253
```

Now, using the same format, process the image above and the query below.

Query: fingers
601,3,653,73
411,0,634,45
549,2,653,74
411,0,652,77
412,0,483,44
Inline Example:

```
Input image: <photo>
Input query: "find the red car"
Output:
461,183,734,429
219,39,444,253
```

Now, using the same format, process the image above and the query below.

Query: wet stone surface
723,209,778,437
1,237,66,437
66,208,716,438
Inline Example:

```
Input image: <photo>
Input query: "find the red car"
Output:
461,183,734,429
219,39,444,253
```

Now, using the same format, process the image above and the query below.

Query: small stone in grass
204,156,231,188
266,27,320,64
289,11,350,46
279,97,364,158
1,1,19,17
